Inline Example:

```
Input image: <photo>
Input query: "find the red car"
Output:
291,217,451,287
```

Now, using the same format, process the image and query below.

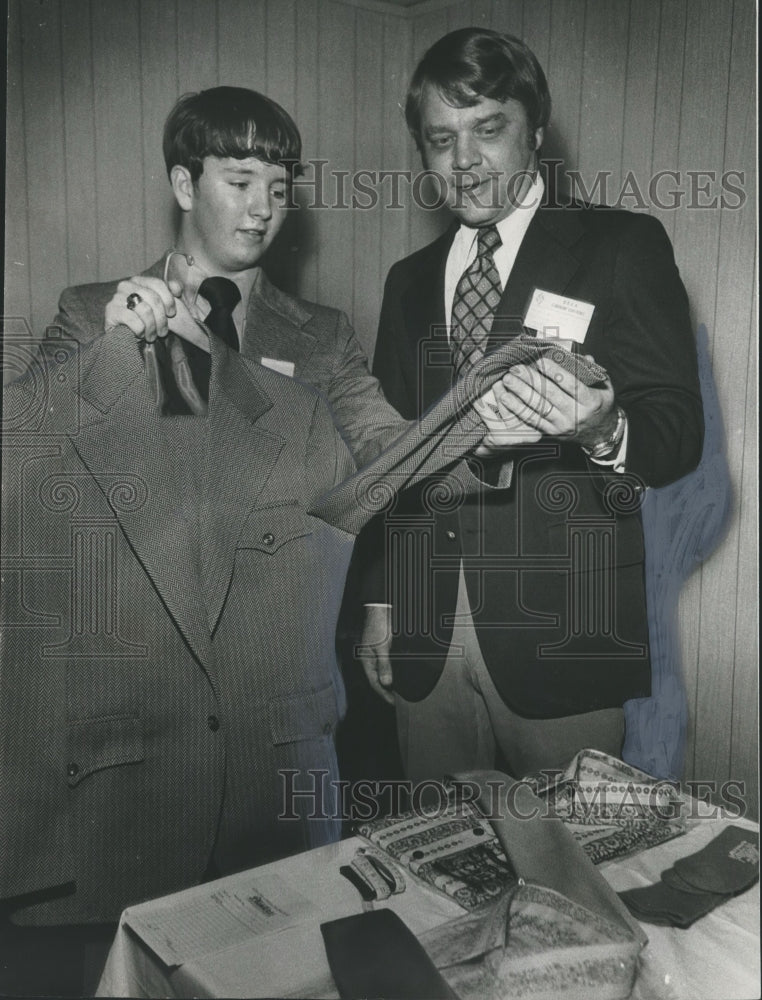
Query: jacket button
207,715,220,732
445,530,456,540
67,762,80,778
323,722,333,735
262,533,275,546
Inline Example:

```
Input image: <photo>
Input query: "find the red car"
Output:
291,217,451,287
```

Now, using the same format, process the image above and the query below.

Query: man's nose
452,134,481,171
247,185,272,219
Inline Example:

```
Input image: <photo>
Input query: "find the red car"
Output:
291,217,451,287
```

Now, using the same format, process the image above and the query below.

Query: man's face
418,84,543,227
174,156,289,276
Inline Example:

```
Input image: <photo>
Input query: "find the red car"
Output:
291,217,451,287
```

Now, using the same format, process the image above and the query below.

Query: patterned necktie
198,276,241,351
450,225,503,377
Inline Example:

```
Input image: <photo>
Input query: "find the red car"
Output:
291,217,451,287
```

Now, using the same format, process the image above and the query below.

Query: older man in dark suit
359,29,703,787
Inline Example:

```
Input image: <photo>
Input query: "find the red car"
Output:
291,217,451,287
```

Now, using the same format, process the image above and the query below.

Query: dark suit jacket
49,257,405,467
367,203,703,718
1,327,355,924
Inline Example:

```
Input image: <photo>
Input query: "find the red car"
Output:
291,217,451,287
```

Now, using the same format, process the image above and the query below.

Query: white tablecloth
97,816,760,999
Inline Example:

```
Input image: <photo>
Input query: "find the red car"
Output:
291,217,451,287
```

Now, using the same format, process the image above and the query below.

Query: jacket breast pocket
66,714,144,787
237,503,312,554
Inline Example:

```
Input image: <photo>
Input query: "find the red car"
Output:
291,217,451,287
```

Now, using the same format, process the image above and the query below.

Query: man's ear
533,126,545,151
170,165,194,212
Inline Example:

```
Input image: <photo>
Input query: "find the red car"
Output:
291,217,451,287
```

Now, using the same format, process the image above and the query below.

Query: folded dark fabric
672,824,759,895
618,880,730,929
321,909,458,1000
661,866,720,895
618,826,758,929
309,338,608,535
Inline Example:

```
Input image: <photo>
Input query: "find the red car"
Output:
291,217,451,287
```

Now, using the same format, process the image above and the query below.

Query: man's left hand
489,356,618,450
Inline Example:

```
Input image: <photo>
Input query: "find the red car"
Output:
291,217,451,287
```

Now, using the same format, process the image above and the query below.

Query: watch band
582,406,626,459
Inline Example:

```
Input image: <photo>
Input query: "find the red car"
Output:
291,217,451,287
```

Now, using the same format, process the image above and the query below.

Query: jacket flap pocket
237,504,311,554
269,683,339,746
66,714,144,787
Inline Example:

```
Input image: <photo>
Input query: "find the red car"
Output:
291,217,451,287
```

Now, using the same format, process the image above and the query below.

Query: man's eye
271,188,287,201
230,182,248,189
428,136,453,149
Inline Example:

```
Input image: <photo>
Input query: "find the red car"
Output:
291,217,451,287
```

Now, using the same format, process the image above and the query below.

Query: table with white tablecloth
97,815,760,1000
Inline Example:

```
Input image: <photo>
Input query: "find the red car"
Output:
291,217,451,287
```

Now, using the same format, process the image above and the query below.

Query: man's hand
471,357,619,455
472,376,544,455
105,276,210,353
358,605,395,705
106,275,180,340
498,355,618,449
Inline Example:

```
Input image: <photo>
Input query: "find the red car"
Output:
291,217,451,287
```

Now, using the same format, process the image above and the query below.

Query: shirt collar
456,171,545,255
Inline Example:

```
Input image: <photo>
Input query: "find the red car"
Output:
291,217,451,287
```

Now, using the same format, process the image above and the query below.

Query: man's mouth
452,177,498,210
455,176,487,192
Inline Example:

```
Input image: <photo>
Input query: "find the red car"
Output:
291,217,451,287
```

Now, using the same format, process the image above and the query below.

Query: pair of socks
619,825,759,928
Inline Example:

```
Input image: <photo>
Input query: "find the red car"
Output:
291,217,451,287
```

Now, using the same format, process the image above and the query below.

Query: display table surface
97,814,759,1000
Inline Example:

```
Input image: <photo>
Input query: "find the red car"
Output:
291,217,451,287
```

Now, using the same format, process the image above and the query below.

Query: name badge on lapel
523,288,595,346
261,357,295,377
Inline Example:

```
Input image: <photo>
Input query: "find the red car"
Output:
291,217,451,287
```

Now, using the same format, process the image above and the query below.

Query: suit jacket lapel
402,229,455,415
489,205,586,348
199,337,285,634
69,329,212,667
243,269,318,376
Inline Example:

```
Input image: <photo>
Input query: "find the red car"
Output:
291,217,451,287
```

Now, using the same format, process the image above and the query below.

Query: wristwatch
582,406,626,459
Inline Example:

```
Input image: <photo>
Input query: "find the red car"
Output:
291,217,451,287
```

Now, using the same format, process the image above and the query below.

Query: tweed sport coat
49,257,405,467
364,202,704,718
0,327,355,925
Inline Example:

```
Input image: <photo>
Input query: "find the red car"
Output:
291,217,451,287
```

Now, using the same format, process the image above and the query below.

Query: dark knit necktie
450,225,503,377
199,276,241,351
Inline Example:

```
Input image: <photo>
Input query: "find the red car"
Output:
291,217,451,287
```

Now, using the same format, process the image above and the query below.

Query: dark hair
163,86,302,181
405,28,551,146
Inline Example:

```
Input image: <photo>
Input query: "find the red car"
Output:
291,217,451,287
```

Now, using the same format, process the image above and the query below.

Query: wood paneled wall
5,0,757,815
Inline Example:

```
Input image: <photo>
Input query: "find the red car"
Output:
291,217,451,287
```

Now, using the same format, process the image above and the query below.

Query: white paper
524,287,595,343
123,873,316,967
261,357,295,377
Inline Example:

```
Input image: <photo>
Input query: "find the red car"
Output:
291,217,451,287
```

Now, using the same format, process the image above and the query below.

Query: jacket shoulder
286,291,342,323
57,278,120,314
549,200,671,243
54,259,164,337
385,227,454,285
254,280,349,343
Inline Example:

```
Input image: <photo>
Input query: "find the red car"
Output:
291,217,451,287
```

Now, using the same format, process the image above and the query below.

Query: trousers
395,568,624,786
